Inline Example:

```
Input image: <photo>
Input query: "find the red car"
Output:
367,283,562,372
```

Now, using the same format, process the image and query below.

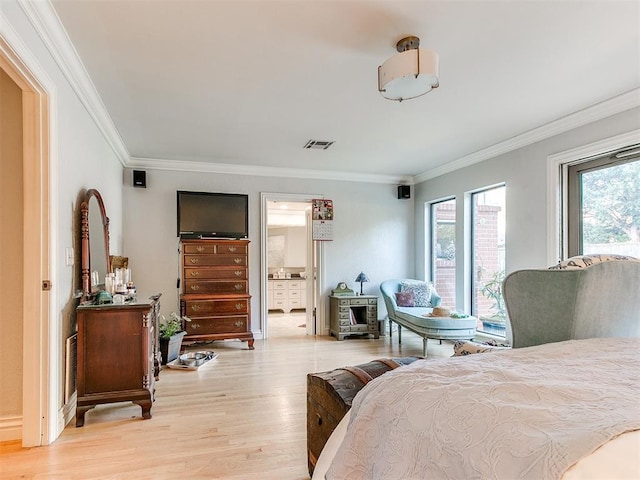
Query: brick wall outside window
433,203,503,319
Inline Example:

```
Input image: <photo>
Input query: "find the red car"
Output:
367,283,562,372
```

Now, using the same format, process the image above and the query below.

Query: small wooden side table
329,295,379,340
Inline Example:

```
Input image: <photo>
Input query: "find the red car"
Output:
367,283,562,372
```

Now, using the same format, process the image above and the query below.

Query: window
567,147,640,258
429,199,456,308
471,185,506,336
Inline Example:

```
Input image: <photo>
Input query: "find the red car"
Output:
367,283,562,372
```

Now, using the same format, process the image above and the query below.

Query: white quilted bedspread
326,338,640,480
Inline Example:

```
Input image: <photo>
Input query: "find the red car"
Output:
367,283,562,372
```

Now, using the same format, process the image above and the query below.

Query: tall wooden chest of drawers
180,239,254,349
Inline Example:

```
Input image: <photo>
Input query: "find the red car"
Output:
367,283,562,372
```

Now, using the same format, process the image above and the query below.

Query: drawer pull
234,270,243,277
190,285,200,291
191,304,201,312
189,271,200,277
233,258,242,264
229,246,237,253
235,303,244,310
196,246,205,252
190,258,199,264
234,320,244,328
190,322,200,330
234,283,244,291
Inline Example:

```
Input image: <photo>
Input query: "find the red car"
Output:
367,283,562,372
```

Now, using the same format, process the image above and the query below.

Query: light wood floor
0,314,453,479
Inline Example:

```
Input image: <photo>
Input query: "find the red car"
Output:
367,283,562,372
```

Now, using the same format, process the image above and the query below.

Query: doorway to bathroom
260,193,324,339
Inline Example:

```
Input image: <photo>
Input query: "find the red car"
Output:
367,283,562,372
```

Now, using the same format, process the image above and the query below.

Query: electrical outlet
65,247,74,266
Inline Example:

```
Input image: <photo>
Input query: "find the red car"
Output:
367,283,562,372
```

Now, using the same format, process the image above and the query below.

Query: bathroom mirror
80,189,110,301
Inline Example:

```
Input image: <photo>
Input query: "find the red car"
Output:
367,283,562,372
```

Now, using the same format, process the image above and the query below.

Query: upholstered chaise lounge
380,279,477,356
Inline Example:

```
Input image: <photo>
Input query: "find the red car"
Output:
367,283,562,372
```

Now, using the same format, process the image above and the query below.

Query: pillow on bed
452,340,511,356
395,292,415,307
400,281,433,307
548,254,640,270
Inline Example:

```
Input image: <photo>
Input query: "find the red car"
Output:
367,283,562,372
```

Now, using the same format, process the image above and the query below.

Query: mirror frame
80,188,110,301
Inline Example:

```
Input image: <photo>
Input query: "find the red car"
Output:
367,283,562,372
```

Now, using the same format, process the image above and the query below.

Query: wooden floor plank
0,315,452,479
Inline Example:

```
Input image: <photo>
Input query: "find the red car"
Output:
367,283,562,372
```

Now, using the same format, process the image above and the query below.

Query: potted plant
479,270,507,330
159,312,189,365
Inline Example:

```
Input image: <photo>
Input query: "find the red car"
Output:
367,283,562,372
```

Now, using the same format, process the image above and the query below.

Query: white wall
2,0,124,441
268,226,306,268
414,108,640,310
122,169,415,333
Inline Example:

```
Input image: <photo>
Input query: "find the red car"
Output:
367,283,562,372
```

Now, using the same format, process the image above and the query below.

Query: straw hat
430,306,451,317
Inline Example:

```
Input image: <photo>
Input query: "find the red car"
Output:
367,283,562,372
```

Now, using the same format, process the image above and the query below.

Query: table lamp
355,272,369,295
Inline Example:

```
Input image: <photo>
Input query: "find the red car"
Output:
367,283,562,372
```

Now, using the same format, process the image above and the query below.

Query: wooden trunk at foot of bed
306,356,423,476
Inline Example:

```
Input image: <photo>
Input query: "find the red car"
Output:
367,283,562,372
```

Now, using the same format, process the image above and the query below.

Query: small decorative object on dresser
331,282,354,296
179,239,254,349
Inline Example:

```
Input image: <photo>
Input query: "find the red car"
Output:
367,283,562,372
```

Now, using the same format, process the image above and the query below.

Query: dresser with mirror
75,188,161,427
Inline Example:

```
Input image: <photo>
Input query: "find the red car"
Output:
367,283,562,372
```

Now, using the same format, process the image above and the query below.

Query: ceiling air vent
304,140,334,150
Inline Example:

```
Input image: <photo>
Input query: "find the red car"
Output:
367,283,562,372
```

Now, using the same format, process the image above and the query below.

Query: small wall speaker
397,185,410,199
133,170,146,188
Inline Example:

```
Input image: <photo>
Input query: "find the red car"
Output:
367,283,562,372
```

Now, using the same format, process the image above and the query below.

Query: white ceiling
267,201,308,227
50,0,640,181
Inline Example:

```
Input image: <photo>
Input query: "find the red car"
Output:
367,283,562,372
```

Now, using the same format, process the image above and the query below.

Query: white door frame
260,192,325,338
304,208,315,336
1,25,54,446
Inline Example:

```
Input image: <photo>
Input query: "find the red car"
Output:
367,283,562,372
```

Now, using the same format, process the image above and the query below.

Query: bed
311,337,640,479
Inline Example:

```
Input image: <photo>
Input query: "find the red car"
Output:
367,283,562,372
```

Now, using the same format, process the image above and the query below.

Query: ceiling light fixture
378,36,439,102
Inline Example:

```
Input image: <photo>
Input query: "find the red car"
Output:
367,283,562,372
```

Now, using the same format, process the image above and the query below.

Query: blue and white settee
380,279,477,356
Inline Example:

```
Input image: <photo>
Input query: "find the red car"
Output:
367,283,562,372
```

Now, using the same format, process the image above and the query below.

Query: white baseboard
60,392,77,431
0,415,22,442
474,331,510,344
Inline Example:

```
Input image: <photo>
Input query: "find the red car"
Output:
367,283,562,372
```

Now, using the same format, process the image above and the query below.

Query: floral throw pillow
395,292,415,307
549,254,640,270
452,340,511,357
399,281,433,307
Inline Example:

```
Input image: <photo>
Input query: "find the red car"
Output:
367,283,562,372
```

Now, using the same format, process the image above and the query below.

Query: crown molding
129,157,413,185
18,0,130,165
18,1,638,185
413,88,640,184
13,0,411,186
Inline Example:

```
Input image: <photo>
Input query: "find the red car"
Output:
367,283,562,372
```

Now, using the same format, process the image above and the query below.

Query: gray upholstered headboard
503,257,640,348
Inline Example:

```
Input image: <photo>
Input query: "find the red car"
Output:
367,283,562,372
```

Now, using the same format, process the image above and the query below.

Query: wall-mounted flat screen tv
177,190,249,239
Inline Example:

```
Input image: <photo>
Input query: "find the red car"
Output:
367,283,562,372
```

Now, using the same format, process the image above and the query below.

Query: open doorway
260,193,324,339
1,34,52,445
266,200,309,337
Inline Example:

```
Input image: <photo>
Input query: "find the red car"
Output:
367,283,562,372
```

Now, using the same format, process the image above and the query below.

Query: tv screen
177,191,248,239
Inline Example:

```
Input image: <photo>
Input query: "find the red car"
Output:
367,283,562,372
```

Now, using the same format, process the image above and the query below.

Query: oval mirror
80,189,110,301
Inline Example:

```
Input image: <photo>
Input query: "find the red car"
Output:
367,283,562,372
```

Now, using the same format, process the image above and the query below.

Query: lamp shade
355,272,369,283
378,37,439,102
355,272,369,294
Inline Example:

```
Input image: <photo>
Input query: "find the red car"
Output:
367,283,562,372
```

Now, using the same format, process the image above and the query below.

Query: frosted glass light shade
378,48,439,102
